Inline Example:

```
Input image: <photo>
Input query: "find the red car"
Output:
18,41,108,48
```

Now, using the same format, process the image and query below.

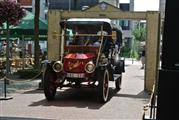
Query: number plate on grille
66,73,85,78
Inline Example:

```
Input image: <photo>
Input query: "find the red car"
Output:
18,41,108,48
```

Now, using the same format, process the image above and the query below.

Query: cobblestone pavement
0,59,150,120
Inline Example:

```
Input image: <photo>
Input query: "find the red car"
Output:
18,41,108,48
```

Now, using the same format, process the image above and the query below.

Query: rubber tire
44,68,57,101
98,69,110,103
115,73,122,90
114,60,125,74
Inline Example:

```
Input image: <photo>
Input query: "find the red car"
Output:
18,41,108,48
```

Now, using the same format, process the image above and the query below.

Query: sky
120,0,160,11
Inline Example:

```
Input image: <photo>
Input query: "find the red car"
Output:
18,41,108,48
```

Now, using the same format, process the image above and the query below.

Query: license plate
66,73,85,78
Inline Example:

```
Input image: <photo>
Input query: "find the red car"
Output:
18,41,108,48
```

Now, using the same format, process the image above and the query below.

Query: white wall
159,0,165,18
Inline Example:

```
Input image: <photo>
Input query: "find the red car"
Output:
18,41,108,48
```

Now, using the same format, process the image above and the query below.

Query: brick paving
0,58,150,120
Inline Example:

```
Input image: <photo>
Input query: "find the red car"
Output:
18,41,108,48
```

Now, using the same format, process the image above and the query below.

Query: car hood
64,53,96,60
63,53,96,73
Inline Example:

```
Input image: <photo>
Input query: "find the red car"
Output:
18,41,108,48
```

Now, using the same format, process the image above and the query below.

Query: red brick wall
18,0,32,6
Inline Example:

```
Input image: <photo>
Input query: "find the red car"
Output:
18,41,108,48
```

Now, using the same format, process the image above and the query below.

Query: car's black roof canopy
60,18,122,34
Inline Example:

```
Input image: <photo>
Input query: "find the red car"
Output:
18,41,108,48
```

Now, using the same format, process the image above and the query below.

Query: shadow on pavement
22,89,44,94
27,88,119,110
114,90,150,99
0,117,53,120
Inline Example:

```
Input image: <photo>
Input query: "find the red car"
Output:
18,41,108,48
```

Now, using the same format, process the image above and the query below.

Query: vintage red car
43,18,125,103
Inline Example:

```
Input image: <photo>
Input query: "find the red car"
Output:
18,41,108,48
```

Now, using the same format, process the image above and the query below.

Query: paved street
0,59,150,120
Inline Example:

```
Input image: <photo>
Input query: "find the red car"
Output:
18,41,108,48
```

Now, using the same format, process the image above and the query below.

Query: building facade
49,0,98,10
17,0,32,11
31,0,135,50
159,0,165,35
99,0,119,7
32,0,48,20
119,0,134,47
159,0,166,19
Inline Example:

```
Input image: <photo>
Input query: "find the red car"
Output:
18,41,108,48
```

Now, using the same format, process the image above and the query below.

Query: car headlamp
85,61,95,73
52,61,63,72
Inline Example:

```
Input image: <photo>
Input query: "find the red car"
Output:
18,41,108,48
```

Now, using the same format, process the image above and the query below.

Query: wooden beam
145,11,160,92
47,10,61,61
61,11,147,20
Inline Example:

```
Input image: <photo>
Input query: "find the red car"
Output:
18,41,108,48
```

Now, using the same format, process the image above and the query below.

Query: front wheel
44,67,57,101
98,69,110,103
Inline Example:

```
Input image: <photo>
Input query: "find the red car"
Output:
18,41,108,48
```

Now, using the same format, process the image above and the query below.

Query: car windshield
65,27,102,46
61,18,123,57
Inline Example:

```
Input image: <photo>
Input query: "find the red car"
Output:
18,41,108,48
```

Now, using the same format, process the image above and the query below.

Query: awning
0,34,47,41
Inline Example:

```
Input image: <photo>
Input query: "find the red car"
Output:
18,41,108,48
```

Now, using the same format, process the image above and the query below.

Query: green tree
131,26,146,60
132,26,146,42
130,38,140,60
0,0,25,76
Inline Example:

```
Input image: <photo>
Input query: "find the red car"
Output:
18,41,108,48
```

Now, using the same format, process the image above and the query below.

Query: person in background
1,41,7,54
0,42,7,58
41,51,47,61
140,46,145,69
11,42,20,59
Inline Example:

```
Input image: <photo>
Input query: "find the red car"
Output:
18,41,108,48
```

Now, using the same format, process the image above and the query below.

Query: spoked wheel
98,69,109,103
115,73,122,90
44,68,57,101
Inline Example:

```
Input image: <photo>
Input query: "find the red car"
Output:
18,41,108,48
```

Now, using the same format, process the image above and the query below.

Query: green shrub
130,49,140,60
121,47,131,58
16,69,41,79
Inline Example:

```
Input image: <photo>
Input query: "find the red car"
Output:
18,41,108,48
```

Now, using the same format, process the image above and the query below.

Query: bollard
0,77,13,100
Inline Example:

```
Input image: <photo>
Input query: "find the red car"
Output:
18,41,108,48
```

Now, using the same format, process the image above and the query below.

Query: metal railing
0,70,42,100
142,84,157,120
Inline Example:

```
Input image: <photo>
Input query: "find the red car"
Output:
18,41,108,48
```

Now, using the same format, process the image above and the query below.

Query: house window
120,20,130,30
120,3,129,11
45,13,47,20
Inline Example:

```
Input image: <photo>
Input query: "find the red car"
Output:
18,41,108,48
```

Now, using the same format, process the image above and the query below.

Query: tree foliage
131,26,146,59
0,0,25,26
0,0,25,77
132,26,146,42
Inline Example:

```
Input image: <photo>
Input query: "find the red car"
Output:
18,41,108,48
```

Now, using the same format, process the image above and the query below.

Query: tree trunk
34,0,40,69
